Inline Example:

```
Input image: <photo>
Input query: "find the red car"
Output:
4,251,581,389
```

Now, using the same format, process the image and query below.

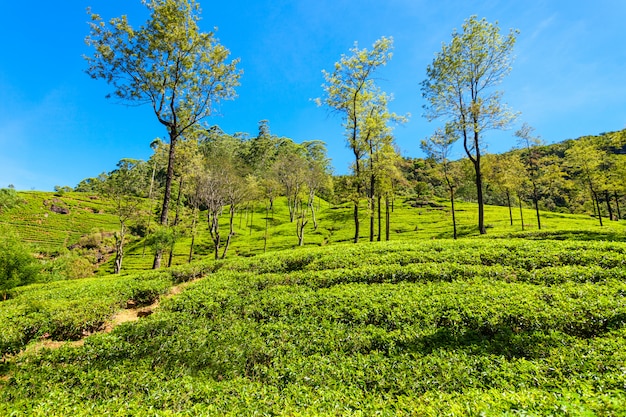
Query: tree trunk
615,192,622,220
353,201,360,243
154,130,178,269
475,158,486,234
221,205,236,259
167,177,184,268
209,211,221,260
450,187,457,240
467,131,486,234
353,151,361,243
533,197,541,230
385,195,390,241
518,193,525,231
532,182,541,230
188,207,197,263
592,189,603,227
142,160,157,257
249,203,254,235
604,190,614,221
377,195,382,242
369,173,375,242
309,190,318,231
264,204,269,253
113,224,125,274
296,201,309,247
506,190,513,226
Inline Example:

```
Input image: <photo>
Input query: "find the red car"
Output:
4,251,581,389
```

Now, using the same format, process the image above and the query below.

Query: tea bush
2,237,626,415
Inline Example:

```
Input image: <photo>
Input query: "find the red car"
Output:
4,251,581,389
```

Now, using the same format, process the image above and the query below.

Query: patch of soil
2,278,201,367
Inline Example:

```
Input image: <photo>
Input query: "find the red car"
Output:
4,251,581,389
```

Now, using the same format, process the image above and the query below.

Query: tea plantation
2,236,626,415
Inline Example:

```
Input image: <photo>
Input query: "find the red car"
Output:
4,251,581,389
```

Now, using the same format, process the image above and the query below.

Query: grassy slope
1,238,625,415
2,190,623,267
120,194,626,272
1,192,626,415
0,191,119,253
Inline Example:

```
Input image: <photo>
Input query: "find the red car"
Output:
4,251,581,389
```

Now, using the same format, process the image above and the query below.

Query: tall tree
317,36,393,243
99,159,147,274
302,140,332,232
565,138,606,226
484,152,526,227
273,142,308,223
515,123,544,229
85,0,241,268
421,126,461,239
421,16,518,234
360,92,408,241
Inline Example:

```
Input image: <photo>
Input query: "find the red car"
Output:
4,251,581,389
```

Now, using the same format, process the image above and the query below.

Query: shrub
0,188,22,213
0,228,40,299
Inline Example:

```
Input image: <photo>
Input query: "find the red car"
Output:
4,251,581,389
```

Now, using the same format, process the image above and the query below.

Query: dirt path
6,279,199,362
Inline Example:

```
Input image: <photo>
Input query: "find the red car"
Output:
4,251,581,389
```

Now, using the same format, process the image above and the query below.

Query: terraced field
2,237,625,415
0,192,119,252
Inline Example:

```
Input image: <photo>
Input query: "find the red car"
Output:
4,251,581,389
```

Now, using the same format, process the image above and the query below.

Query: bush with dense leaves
0,228,40,299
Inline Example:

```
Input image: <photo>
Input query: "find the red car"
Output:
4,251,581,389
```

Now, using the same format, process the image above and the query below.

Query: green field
1,203,626,415
0,191,119,253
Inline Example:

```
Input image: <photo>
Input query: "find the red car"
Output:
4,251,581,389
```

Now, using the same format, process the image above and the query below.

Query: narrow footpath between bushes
4,279,199,364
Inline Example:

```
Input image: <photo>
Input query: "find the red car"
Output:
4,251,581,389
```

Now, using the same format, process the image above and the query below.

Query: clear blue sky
1,1,625,191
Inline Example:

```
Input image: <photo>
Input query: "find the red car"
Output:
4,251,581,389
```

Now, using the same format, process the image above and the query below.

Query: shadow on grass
434,224,479,239
500,229,626,242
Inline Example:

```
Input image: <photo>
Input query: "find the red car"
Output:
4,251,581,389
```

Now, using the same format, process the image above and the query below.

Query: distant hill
0,191,119,253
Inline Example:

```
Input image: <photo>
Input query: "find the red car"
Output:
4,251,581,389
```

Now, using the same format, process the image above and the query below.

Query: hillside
1,235,626,415
0,191,119,253
2,190,625,276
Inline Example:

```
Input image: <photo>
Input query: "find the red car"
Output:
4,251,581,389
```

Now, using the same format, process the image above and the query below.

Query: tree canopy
85,0,241,268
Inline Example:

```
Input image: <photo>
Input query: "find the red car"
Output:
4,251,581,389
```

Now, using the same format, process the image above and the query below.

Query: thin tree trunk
222,205,236,259
167,177,184,268
296,201,308,247
188,207,197,263
385,195,390,241
264,204,269,253
592,189,603,227
472,130,486,235
369,174,375,242
113,224,125,274
209,211,220,260
476,160,486,234
604,190,614,221
353,201,360,243
248,203,254,236
142,160,157,257
615,192,622,220
377,195,382,242
309,191,318,231
533,197,541,230
450,187,457,240
154,130,178,269
530,179,541,230
518,193,525,231
506,190,513,226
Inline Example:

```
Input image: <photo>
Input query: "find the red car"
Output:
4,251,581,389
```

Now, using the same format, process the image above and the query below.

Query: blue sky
1,1,625,191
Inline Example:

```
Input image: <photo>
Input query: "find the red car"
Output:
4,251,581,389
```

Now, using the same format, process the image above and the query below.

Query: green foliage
0,228,40,299
0,191,119,253
0,188,22,213
41,249,97,281
2,237,626,414
422,15,519,234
